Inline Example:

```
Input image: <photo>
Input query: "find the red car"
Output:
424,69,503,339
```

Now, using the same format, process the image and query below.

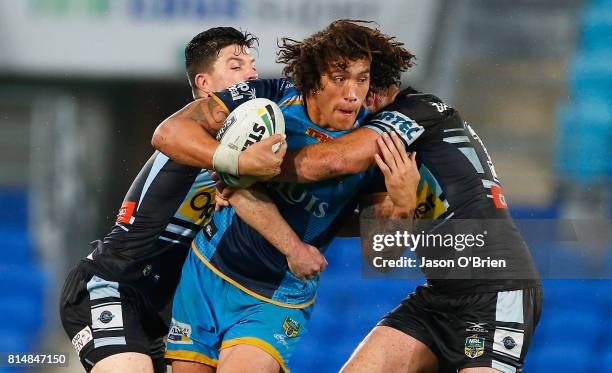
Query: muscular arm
228,187,327,280
276,127,380,183
152,97,228,169
152,97,286,178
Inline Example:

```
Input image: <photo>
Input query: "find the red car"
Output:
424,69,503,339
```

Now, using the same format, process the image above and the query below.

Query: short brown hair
185,27,258,89
276,20,415,94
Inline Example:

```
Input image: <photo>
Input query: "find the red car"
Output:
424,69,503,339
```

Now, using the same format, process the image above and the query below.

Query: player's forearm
151,98,228,169
276,137,377,183
229,188,302,257
390,195,417,220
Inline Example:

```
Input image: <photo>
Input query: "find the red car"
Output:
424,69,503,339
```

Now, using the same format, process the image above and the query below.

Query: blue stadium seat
536,307,604,346
0,331,34,354
569,54,612,101
0,263,47,300
581,8,612,53
601,346,612,370
543,279,610,309
0,296,45,332
527,344,594,372
555,100,611,185
534,243,595,278
0,227,34,264
0,188,29,227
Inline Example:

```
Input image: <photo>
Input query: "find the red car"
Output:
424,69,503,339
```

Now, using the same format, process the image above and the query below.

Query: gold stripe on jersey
191,242,316,309
210,93,230,114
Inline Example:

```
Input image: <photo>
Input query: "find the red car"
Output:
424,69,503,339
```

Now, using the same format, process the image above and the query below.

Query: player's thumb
275,139,288,158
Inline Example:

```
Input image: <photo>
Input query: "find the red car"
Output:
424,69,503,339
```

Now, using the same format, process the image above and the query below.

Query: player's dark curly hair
276,20,415,95
185,27,259,89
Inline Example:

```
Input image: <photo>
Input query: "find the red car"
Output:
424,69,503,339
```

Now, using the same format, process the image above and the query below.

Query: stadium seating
291,238,612,372
556,0,612,187
0,188,47,370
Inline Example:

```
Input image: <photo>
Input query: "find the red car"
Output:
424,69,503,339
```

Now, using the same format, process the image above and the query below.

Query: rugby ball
216,98,285,188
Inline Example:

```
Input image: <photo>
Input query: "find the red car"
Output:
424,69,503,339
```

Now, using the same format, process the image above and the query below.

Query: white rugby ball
216,98,285,188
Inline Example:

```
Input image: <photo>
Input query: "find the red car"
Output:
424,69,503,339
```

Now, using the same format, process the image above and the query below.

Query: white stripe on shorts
495,289,524,324
492,359,517,373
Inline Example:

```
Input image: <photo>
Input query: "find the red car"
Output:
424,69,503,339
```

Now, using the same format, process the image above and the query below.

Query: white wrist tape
212,144,241,175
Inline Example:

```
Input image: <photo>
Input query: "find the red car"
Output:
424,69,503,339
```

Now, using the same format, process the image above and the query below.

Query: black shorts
59,259,168,373
378,285,542,372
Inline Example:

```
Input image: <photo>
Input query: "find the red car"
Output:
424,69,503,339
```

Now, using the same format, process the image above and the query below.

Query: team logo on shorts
168,319,193,345
282,317,301,338
465,322,489,334
464,335,485,359
98,310,115,324
503,336,517,350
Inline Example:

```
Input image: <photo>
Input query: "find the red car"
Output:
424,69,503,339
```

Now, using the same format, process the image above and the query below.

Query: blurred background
0,0,610,372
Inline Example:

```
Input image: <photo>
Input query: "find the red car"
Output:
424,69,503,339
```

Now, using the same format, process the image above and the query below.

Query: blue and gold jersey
192,78,373,307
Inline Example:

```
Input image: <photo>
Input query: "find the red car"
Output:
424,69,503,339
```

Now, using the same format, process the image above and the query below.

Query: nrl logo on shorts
282,317,301,338
464,335,485,359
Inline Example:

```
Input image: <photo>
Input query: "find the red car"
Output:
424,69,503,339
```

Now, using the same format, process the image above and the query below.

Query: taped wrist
212,144,241,175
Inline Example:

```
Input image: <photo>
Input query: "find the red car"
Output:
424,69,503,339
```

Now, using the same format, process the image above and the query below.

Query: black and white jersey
88,151,215,311
364,88,540,293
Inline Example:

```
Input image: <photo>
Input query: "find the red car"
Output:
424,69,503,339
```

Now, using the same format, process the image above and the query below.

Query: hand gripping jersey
90,152,216,312
192,78,374,307
364,87,540,293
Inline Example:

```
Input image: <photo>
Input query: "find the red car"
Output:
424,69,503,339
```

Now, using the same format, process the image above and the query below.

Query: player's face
205,44,258,92
307,58,371,131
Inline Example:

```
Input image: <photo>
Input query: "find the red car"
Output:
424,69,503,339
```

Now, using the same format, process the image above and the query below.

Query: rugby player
273,83,543,372
59,27,287,373
151,20,414,373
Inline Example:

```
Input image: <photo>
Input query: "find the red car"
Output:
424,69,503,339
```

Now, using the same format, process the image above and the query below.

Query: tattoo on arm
186,98,228,137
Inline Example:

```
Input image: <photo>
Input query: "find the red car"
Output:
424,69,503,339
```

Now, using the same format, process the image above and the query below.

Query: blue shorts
165,245,313,372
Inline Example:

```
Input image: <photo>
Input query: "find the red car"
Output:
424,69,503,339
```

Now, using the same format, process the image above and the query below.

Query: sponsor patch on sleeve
365,111,425,148
116,201,136,224
71,326,93,354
